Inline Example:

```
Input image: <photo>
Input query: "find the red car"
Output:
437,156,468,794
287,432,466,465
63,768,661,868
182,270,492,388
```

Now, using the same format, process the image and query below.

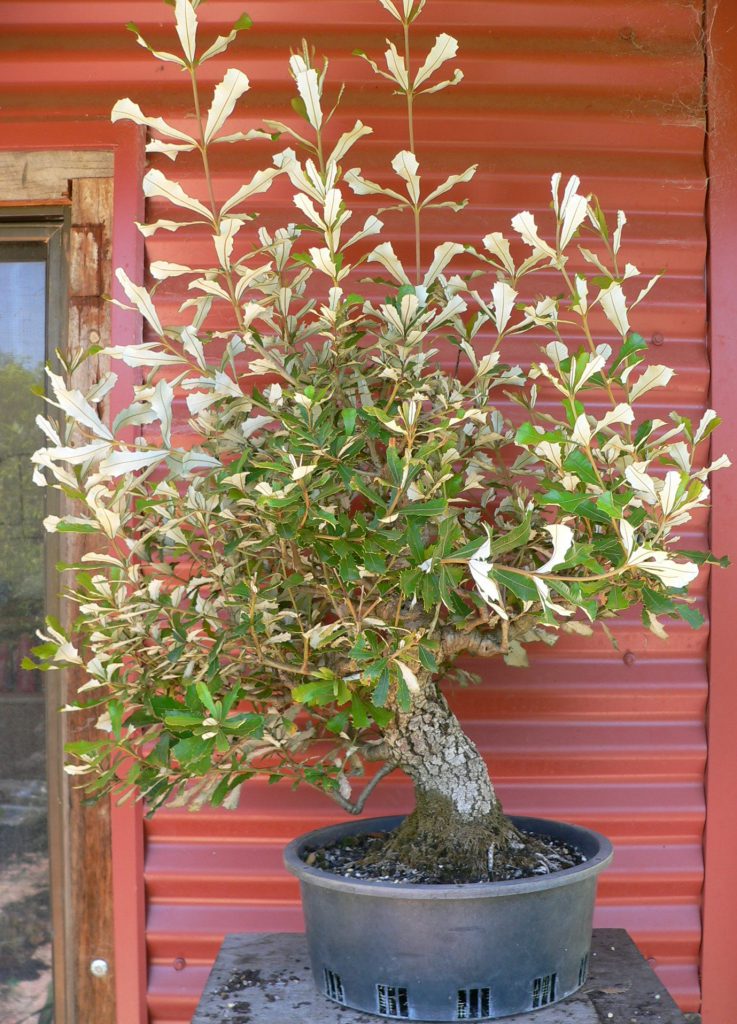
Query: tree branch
439,625,504,660
326,762,398,816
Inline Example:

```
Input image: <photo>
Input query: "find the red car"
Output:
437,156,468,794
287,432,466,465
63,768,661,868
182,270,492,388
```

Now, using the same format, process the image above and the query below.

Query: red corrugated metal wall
1,1,710,1021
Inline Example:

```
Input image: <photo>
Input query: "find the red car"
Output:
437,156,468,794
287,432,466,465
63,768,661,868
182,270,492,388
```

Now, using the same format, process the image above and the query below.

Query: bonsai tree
31,0,729,882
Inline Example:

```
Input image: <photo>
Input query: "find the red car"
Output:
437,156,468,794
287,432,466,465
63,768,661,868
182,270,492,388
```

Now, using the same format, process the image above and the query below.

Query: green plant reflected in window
0,248,53,1024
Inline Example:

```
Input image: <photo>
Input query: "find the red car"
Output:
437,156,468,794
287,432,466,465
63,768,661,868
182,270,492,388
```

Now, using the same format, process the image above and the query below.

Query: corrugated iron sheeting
1,0,710,1020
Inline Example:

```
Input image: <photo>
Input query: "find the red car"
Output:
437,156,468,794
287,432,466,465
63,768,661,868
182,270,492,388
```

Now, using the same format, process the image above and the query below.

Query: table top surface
192,929,687,1024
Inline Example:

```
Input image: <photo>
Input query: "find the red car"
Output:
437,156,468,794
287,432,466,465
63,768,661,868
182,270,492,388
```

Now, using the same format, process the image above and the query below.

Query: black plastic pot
284,814,613,1022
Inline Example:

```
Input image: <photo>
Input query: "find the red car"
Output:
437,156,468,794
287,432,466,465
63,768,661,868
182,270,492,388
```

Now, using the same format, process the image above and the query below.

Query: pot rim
284,814,614,899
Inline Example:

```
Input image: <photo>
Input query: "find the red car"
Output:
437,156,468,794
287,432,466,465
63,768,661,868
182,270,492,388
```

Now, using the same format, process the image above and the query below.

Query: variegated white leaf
150,378,175,447
481,232,515,275
613,210,627,254
423,241,463,288
112,402,158,433
213,217,243,269
417,69,464,94
536,524,574,574
136,218,202,238
142,169,213,222
366,242,411,284
491,281,517,333
659,471,682,516
345,215,384,248
293,192,324,228
290,62,323,129
694,409,719,444
199,29,238,64
330,121,373,164
103,344,186,367
628,364,674,402
598,283,629,338
559,192,588,249
391,150,421,203
423,164,476,207
396,660,420,693
220,167,281,216
174,0,197,62
376,0,402,20
310,247,339,277
99,449,168,478
511,211,558,261
625,463,658,502
111,99,196,143
149,261,195,280
384,42,409,90
627,548,699,589
181,326,207,369
468,537,508,619
115,267,164,335
204,68,250,145
413,33,459,88
46,370,114,440
35,440,113,465
571,414,592,446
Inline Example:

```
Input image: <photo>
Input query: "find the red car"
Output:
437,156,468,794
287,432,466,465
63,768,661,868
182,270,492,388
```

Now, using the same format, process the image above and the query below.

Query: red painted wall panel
0,1,714,1021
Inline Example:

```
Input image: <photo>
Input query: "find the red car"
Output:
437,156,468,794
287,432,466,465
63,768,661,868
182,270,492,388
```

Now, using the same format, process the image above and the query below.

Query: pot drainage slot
456,987,491,1019
377,984,409,1018
578,954,589,987
532,973,557,1008
324,968,345,1004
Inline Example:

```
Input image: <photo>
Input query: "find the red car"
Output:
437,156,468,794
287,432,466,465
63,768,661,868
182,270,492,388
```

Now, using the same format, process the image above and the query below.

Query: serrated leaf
204,68,250,145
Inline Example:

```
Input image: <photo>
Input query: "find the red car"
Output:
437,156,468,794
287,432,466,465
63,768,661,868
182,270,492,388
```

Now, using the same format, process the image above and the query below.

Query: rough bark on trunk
368,681,521,881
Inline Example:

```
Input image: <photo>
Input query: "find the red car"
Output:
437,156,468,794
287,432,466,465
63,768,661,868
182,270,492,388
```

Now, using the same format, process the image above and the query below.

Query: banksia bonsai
31,0,728,881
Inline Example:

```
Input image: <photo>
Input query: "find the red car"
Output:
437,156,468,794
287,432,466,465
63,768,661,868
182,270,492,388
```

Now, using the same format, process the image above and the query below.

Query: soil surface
303,827,585,884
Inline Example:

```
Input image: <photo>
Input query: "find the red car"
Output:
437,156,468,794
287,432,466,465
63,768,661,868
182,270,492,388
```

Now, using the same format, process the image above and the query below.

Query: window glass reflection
0,254,53,1024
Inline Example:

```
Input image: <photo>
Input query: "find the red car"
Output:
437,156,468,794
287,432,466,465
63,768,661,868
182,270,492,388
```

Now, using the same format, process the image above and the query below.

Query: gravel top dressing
303,828,586,884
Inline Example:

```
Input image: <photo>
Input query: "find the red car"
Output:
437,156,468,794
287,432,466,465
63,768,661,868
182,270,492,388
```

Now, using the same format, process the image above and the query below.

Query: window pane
0,254,53,1024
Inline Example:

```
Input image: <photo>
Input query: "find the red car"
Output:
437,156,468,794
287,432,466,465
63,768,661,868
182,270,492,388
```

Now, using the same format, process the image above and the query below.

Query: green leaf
487,515,532,558
641,587,676,616
386,445,403,485
368,704,393,728
606,587,629,611
172,736,214,765
56,521,99,534
363,551,387,573
516,423,568,446
233,13,253,31
611,332,647,374
292,679,337,707
341,407,357,435
563,449,599,486
395,673,412,712
678,549,730,568
350,695,370,729
491,567,539,603
407,522,425,561
398,499,447,518
540,489,611,524
418,643,439,672
372,669,391,707
291,96,309,122
326,711,350,735
164,710,205,729
676,604,705,629
196,681,218,717
451,536,485,561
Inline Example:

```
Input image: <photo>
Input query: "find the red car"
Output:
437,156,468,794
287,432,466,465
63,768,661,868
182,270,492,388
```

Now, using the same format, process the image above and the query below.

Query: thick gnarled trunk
373,682,519,881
